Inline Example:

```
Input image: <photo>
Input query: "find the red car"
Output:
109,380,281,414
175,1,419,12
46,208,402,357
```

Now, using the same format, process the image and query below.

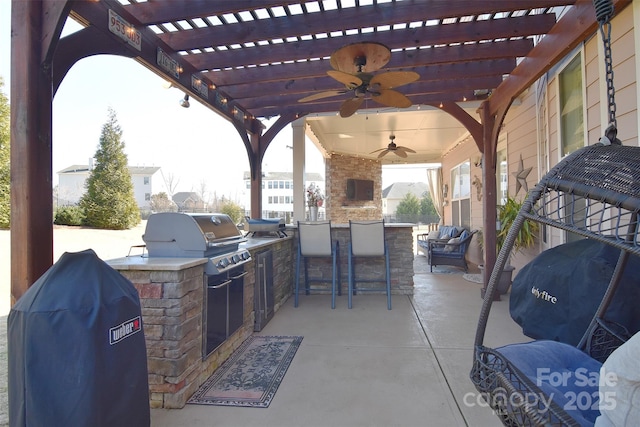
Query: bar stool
295,221,340,309
348,220,391,310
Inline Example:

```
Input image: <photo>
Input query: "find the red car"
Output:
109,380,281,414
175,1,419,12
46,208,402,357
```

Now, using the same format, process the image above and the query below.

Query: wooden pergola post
9,1,64,302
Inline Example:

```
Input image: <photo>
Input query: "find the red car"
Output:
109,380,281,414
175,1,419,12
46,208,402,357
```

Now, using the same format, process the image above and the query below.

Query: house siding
57,165,160,211
442,3,639,272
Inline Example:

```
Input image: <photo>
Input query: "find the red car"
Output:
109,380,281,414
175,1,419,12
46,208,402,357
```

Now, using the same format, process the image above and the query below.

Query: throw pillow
444,237,461,252
595,331,640,427
427,230,440,240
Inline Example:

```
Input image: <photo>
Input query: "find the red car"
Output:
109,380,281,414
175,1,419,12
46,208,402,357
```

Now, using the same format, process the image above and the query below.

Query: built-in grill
143,212,252,358
143,212,251,275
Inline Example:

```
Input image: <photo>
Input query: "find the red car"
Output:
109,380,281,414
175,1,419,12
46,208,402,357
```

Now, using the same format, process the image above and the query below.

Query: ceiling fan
370,135,416,159
298,42,419,118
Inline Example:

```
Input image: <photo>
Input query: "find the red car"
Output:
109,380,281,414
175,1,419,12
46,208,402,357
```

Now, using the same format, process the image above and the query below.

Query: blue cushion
438,226,456,239
497,340,602,426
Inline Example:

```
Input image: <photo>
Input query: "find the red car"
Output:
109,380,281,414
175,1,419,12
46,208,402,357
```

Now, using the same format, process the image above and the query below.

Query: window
450,161,471,228
559,54,584,157
279,181,284,189
143,177,150,185
496,148,509,205
285,181,290,189
145,193,150,201
559,53,586,243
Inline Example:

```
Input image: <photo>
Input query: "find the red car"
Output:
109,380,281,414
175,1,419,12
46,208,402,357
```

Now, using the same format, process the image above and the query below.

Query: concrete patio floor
151,256,529,427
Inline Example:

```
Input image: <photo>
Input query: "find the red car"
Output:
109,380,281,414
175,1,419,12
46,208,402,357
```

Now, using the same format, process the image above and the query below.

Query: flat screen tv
346,179,374,200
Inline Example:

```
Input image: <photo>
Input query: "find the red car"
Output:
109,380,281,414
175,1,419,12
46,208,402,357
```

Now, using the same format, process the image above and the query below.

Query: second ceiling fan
298,42,419,118
370,135,416,159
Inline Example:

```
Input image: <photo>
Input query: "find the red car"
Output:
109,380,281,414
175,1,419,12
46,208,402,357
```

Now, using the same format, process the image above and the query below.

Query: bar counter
106,222,414,409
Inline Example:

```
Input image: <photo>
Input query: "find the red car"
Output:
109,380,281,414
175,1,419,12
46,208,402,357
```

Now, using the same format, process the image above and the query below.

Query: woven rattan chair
471,144,640,426
295,221,340,309
347,220,391,310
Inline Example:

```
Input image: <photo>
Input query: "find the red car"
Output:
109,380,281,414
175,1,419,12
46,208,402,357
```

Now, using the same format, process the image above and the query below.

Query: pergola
10,0,630,304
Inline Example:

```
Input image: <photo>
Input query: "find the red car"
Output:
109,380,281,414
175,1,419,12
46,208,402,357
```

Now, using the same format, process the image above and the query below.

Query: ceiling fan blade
369,147,386,154
370,71,420,89
327,70,362,88
298,90,347,103
394,149,408,158
372,89,412,108
397,145,416,153
339,97,364,118
377,150,390,159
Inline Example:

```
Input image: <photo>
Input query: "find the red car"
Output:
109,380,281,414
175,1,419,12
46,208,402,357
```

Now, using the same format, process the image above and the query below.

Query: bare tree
161,170,180,199
197,178,209,211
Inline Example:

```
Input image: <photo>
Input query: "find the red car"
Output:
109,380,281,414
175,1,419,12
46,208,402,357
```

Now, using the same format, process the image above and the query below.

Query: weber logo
109,316,142,345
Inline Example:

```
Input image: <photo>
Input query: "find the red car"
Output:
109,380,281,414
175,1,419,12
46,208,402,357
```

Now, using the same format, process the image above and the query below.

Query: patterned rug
188,335,303,408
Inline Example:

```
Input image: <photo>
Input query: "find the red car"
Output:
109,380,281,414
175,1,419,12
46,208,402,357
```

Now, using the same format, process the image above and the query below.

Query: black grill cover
8,249,150,427
510,239,640,346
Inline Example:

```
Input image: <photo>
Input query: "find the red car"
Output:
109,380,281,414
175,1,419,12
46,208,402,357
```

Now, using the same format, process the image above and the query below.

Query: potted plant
480,195,539,294
306,183,324,221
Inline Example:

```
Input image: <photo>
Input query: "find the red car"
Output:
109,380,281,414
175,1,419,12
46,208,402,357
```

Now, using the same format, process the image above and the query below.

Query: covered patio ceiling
62,0,590,163
10,0,631,302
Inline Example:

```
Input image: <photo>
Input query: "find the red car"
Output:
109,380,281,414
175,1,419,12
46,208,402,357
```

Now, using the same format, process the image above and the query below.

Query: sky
0,2,428,200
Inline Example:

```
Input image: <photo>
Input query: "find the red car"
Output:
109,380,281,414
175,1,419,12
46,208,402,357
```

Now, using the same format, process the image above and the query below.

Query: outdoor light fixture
180,94,190,108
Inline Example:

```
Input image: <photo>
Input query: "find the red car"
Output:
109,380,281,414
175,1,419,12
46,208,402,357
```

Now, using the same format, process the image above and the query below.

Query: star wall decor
512,155,533,195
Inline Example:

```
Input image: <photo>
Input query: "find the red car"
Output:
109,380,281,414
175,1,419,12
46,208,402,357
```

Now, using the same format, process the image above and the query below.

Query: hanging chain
599,19,616,129
594,0,619,144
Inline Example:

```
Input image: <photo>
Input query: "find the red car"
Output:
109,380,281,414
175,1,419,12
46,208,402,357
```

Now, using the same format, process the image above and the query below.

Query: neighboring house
382,182,428,216
172,192,206,212
57,162,160,211
242,171,324,221
129,166,162,212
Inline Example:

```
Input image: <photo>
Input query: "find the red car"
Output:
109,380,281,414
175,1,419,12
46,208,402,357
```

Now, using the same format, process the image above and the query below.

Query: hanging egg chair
470,2,640,425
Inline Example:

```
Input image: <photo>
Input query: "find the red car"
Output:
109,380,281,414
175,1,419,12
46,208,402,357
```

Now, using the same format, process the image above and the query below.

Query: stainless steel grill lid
143,213,245,258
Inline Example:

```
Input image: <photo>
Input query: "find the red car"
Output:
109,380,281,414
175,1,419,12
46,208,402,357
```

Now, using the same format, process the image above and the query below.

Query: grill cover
8,249,150,427
510,239,640,346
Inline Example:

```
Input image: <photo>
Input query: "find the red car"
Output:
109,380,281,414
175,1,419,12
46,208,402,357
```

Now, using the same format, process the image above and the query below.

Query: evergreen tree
0,78,9,229
396,193,421,215
80,108,140,229
420,194,437,216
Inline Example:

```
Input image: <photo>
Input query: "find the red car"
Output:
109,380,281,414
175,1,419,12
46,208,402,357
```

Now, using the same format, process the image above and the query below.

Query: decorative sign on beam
191,75,209,99
156,48,181,79
108,10,141,51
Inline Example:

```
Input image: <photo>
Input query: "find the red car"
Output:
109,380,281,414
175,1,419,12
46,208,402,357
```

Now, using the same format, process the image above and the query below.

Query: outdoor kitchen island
108,233,294,409
107,220,414,409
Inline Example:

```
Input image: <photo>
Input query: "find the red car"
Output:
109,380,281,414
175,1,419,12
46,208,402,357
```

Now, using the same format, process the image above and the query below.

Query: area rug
463,273,483,284
188,335,303,408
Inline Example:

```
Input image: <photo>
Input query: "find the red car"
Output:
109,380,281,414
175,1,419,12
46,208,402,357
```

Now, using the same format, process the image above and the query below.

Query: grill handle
208,279,232,289
229,271,249,280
